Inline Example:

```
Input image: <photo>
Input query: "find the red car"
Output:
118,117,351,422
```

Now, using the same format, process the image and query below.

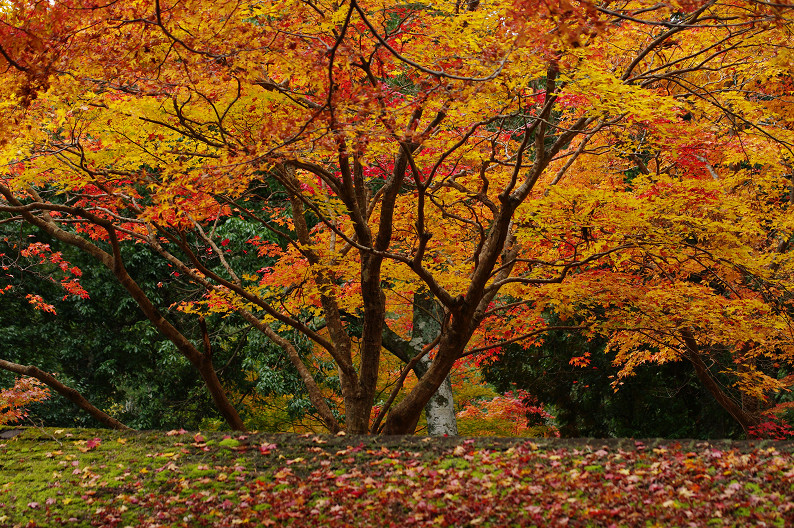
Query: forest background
1,0,794,439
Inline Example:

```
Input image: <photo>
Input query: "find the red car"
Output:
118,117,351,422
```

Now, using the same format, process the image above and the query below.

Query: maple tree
1,0,793,434
0,375,49,425
457,388,559,437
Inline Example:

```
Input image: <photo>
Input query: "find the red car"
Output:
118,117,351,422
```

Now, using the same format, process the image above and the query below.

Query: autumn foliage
0,376,50,426
1,0,793,433
457,389,559,437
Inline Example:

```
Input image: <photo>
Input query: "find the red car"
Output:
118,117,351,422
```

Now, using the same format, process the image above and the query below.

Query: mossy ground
1,426,793,527
0,426,454,527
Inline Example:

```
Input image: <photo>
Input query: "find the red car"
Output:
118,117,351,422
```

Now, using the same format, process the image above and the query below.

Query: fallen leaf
165,429,187,436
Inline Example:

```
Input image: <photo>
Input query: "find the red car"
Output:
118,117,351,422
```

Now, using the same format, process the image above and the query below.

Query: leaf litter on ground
1,427,793,527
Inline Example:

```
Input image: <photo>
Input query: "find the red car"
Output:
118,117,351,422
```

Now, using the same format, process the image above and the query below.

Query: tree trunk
419,356,458,436
194,356,247,431
284,177,371,435
382,304,468,435
355,297,458,435
113,257,247,431
0,358,131,430
412,293,458,436
381,342,461,434
681,330,760,432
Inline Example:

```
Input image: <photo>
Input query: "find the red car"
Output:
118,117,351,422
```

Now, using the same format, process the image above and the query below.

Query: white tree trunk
412,294,458,436
420,356,458,436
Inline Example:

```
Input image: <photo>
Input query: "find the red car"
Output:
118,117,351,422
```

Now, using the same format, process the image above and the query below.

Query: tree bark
0,358,131,430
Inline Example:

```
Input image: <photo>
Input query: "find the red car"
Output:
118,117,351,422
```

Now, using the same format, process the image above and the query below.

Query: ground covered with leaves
1,427,793,527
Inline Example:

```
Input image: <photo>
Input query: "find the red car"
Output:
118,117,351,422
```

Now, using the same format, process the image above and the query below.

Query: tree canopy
1,0,793,434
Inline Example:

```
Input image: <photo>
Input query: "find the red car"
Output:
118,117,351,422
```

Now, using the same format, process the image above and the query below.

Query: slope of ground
1,427,793,527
